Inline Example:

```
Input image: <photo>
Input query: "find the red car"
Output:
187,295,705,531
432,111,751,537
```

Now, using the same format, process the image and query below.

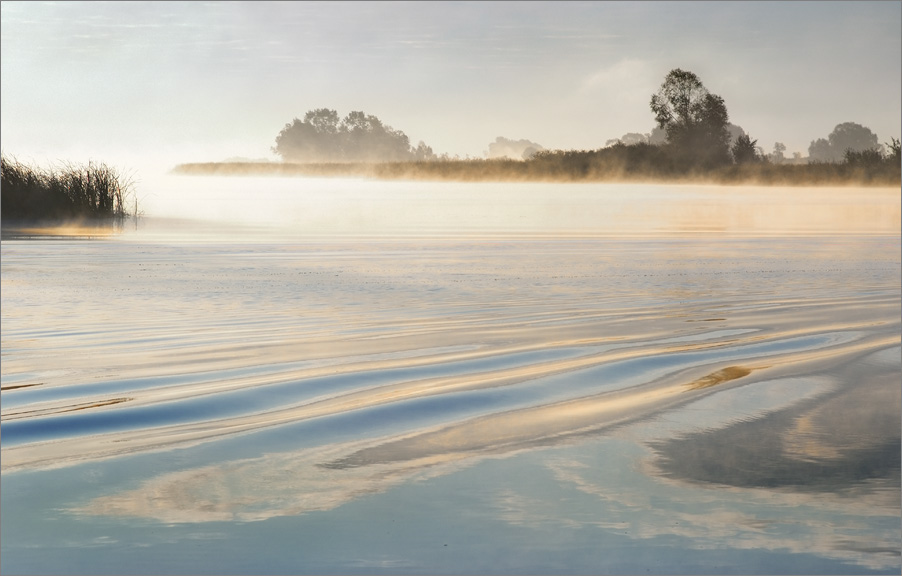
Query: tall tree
649,69,731,168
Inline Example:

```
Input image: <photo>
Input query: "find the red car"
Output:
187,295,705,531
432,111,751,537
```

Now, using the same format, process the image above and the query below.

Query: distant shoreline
171,159,901,187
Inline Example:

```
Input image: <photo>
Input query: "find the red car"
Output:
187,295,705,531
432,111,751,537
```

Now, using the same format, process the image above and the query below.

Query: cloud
544,456,901,571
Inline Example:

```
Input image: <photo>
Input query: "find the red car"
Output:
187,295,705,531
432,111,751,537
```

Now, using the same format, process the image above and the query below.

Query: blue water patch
1,331,864,448
1,364,291,410
0,346,592,446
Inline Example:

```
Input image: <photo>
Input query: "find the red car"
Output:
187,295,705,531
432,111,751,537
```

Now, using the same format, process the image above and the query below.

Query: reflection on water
1,179,900,574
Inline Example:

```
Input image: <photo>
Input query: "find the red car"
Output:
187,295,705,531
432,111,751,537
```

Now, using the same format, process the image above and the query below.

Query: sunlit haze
3,4,901,574
2,1,900,175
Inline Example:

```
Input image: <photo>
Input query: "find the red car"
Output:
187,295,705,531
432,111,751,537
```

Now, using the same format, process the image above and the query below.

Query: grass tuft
1,154,136,226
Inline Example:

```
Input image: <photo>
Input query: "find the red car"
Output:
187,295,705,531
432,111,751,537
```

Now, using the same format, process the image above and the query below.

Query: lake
1,176,900,574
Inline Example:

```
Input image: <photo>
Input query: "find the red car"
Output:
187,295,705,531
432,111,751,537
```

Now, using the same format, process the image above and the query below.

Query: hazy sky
2,1,900,172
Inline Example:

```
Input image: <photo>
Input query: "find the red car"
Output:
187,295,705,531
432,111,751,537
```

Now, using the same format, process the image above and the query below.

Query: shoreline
171,159,902,187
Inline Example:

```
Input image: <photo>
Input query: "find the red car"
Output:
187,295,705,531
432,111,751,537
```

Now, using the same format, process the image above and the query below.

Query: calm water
1,177,900,574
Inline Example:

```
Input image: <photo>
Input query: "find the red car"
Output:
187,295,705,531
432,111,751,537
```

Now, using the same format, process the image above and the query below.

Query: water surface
2,178,899,574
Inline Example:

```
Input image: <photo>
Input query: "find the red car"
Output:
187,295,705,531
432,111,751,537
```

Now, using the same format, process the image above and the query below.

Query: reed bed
1,155,135,224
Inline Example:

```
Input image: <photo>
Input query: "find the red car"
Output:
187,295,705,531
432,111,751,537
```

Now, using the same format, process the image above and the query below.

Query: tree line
642,68,899,169
262,68,899,183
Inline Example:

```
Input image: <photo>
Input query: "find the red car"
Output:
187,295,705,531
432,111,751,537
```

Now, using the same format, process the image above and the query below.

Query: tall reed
1,155,135,223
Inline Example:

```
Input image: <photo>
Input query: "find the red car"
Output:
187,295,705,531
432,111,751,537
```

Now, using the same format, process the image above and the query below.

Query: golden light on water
2,180,899,572
132,176,901,240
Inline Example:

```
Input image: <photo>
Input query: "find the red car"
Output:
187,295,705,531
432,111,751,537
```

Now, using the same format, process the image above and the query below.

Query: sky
1,1,900,173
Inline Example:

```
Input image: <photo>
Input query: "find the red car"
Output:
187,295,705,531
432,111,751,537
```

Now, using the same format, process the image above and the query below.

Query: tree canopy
650,69,732,168
273,109,435,163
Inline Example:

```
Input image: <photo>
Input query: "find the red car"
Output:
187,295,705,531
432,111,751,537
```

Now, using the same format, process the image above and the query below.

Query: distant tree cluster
273,108,435,163
628,70,896,170
525,67,898,181
486,137,545,160
602,70,768,167
808,122,881,163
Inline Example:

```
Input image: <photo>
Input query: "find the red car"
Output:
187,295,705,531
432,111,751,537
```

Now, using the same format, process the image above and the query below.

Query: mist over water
136,174,900,239
2,176,900,574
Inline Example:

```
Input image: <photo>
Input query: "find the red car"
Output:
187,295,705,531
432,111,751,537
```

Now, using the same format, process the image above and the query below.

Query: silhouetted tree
306,108,341,136
808,122,880,163
731,133,760,164
414,141,436,161
807,138,832,164
339,111,413,162
486,137,545,160
831,122,880,156
770,142,786,164
274,108,343,162
886,138,901,164
650,69,731,168
273,108,429,162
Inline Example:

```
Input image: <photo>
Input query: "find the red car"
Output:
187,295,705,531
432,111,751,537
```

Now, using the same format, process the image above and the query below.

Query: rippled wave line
2,322,897,472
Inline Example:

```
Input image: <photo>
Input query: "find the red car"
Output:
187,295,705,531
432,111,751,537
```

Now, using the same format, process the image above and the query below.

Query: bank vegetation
173,141,901,187
1,155,136,225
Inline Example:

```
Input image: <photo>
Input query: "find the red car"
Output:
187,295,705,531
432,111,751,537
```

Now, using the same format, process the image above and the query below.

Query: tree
273,108,430,163
305,108,340,136
830,122,879,157
338,111,414,162
886,138,901,164
731,133,759,164
770,142,786,164
273,119,328,162
808,122,880,163
414,141,435,161
807,138,833,163
486,137,545,160
273,108,343,162
650,69,731,168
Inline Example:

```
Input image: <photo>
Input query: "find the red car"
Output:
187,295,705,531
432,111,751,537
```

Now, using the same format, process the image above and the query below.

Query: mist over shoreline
171,156,901,188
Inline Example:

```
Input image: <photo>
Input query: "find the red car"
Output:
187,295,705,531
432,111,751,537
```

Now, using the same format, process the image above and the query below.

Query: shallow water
1,178,900,574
